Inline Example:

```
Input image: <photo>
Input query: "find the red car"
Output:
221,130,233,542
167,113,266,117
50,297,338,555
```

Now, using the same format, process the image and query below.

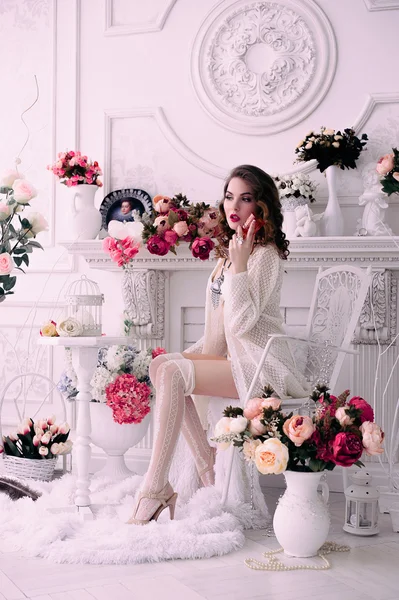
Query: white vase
70,184,102,240
320,165,344,236
273,471,330,557
90,402,151,479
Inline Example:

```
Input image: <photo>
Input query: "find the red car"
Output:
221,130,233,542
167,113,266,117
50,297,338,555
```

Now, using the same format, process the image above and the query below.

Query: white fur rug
0,474,262,565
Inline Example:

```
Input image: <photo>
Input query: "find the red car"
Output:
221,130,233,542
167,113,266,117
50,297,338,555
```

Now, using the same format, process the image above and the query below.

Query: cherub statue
294,204,322,237
357,163,392,236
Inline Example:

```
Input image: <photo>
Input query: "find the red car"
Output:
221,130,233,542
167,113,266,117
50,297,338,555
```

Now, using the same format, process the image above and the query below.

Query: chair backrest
303,265,372,390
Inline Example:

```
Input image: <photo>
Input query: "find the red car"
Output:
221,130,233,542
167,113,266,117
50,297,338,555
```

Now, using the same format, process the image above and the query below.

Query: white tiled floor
1,489,399,600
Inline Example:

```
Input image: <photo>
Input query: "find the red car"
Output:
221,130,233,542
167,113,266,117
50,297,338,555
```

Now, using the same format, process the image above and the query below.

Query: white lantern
65,275,104,336
343,470,379,536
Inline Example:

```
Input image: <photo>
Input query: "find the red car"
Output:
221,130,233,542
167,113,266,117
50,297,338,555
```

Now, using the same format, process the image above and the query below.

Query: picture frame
99,188,152,232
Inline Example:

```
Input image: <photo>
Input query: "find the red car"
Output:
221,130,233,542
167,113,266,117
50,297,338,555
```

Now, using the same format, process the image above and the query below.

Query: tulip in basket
0,416,72,481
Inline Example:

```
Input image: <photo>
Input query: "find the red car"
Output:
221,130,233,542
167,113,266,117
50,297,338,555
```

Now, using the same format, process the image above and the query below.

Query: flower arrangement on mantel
273,173,318,209
0,416,72,459
58,345,166,424
295,127,368,173
0,163,48,301
47,151,103,187
376,148,399,196
212,385,384,475
102,193,218,263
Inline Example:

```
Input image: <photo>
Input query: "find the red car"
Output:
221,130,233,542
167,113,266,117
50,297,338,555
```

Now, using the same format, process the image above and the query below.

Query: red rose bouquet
212,384,384,475
142,193,218,260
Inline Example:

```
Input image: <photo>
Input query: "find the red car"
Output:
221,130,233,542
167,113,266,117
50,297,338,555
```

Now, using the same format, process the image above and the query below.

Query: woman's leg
129,358,238,522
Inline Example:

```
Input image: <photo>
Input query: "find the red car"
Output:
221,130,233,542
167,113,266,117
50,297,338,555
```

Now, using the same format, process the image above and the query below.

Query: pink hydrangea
105,373,151,425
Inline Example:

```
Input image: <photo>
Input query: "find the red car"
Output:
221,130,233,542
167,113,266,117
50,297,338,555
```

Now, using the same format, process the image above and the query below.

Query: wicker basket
3,455,57,482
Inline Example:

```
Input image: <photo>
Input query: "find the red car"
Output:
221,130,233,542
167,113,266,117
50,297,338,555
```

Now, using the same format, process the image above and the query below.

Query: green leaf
13,256,23,267
28,240,44,250
21,254,29,266
3,276,16,291
13,247,27,255
167,211,179,227
3,437,22,457
0,287,4,296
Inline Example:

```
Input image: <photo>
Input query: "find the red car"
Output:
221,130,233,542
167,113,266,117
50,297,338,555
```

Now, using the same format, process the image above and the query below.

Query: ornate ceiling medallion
191,0,337,135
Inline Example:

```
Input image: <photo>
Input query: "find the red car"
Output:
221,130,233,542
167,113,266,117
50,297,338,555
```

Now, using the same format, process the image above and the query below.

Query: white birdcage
343,470,379,536
65,275,104,336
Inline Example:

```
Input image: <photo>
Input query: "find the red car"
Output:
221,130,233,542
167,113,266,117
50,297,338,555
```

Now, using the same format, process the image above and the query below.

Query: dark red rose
331,432,363,467
147,235,170,256
348,396,374,423
170,207,189,221
164,230,178,245
312,430,334,462
191,236,215,261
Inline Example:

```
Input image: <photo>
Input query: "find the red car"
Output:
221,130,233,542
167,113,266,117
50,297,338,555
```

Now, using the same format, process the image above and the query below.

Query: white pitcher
70,184,102,240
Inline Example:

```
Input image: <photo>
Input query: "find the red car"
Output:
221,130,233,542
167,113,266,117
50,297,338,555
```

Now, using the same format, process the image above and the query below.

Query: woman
128,165,310,525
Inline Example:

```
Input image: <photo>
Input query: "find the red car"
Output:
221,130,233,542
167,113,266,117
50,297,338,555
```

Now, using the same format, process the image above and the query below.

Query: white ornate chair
221,264,373,504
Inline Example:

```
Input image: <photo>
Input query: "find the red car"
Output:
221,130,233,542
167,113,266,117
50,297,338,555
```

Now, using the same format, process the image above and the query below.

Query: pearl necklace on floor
245,541,350,571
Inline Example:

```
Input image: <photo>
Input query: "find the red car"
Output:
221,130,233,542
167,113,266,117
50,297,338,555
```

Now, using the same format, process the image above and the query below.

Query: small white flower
332,142,340,148
57,318,83,337
305,142,313,150
229,416,248,434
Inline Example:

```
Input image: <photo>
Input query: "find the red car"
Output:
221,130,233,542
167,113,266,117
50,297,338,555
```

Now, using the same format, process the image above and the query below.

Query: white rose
229,416,248,434
0,202,12,221
23,211,48,238
214,417,232,437
0,169,24,188
56,318,83,337
12,179,37,204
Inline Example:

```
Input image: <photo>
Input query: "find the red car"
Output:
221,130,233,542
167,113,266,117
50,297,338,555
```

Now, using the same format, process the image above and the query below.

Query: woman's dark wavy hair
216,164,289,260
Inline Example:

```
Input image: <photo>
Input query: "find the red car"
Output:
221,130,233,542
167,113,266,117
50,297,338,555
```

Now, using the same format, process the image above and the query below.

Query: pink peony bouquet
102,236,140,268
0,415,72,460
47,150,102,187
142,193,218,260
376,148,399,196
105,373,151,425
212,385,384,474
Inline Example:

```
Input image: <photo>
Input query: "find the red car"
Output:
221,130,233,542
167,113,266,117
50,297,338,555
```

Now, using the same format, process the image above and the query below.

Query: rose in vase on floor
213,384,384,557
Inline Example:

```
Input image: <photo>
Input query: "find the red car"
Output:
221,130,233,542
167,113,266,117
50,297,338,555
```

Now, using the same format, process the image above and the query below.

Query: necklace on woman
210,258,231,309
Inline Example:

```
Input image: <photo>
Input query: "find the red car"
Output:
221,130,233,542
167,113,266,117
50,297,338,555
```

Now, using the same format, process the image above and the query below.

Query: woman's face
223,177,257,231
121,201,131,215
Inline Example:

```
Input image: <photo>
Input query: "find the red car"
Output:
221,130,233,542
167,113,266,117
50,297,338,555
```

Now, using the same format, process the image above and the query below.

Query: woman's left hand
229,222,255,274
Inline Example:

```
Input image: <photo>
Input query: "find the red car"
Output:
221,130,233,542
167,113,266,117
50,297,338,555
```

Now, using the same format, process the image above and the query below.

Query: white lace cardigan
186,243,310,423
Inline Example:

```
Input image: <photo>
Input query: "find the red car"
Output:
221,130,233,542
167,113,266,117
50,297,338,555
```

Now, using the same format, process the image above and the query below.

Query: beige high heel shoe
127,482,178,525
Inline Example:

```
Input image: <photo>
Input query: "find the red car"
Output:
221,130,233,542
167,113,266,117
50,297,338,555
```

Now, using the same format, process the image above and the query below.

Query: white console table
38,335,130,520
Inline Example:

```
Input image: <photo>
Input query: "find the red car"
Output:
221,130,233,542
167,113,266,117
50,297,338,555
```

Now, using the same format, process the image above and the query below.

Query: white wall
1,0,399,432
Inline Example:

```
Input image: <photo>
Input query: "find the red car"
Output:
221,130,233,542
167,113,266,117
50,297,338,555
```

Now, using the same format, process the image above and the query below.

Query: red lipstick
230,214,240,222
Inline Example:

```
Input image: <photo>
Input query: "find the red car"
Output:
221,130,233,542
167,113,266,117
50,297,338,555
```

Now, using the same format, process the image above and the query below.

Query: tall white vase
70,184,102,240
90,402,151,479
273,471,330,557
320,165,344,236
281,197,308,239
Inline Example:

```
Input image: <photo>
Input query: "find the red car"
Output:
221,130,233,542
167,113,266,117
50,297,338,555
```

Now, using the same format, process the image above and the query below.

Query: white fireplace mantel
60,236,399,271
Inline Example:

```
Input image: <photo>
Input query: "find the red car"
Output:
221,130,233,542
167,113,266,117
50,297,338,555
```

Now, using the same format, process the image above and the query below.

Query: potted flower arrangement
47,150,103,240
295,127,368,236
58,344,166,478
0,415,72,481
213,385,384,557
273,173,318,239
0,163,48,301
376,148,399,196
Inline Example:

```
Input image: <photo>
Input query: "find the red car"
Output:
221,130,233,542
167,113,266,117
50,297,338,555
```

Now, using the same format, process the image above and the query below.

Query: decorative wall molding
60,237,399,271
190,0,337,135
103,107,227,194
352,92,399,133
122,270,166,339
364,0,399,10
354,269,397,344
104,0,177,36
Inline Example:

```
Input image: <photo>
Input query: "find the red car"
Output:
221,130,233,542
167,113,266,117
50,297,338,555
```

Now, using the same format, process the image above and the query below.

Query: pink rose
147,235,170,256
1,169,23,188
335,406,354,426
202,209,219,229
348,396,374,423
0,202,11,221
23,211,48,238
154,215,171,234
331,432,363,467
0,252,13,275
153,195,173,214
261,397,281,411
152,347,167,359
360,421,384,456
376,153,395,176
164,230,178,245
283,415,315,447
191,236,215,261
248,416,267,436
12,179,37,204
173,221,189,237
243,397,263,420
